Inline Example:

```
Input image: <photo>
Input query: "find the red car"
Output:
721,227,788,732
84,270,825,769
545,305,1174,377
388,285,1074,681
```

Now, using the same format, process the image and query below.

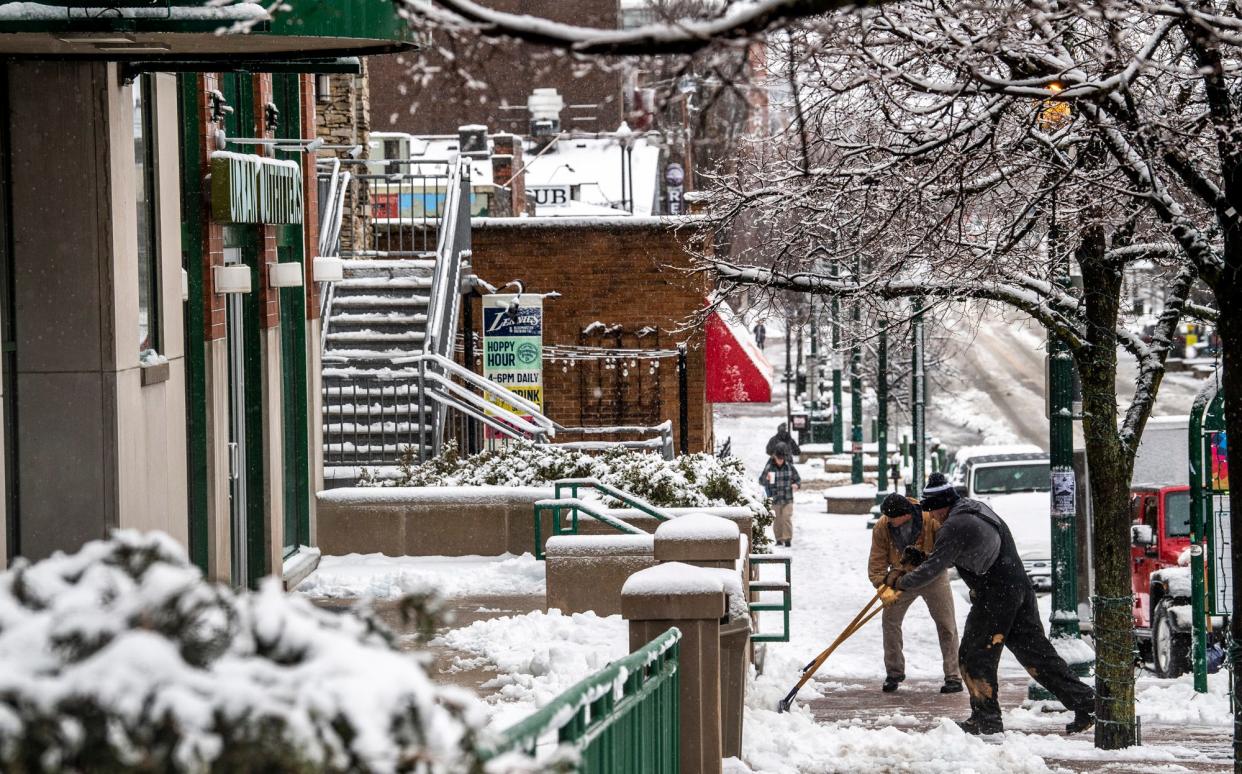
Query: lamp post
850,256,864,484
1036,84,1089,698
911,296,925,498
877,324,889,495
831,261,844,453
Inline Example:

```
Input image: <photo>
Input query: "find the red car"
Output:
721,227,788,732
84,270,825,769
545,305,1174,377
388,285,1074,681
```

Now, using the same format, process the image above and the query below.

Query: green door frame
218,71,268,589
177,73,211,574
273,73,310,557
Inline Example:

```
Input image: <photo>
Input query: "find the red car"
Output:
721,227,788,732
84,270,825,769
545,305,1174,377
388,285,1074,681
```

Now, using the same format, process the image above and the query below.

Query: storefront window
133,74,160,356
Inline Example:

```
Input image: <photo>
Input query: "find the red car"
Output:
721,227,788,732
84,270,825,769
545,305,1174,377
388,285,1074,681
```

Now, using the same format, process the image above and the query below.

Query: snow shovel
776,587,886,713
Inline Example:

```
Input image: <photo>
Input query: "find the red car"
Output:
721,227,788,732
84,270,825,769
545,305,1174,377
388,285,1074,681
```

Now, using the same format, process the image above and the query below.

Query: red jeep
1130,485,1195,677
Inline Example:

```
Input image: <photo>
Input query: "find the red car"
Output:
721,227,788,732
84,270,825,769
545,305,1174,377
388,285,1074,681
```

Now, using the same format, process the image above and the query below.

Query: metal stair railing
533,496,648,559
749,554,792,643
420,157,471,457
477,627,680,772
553,477,672,522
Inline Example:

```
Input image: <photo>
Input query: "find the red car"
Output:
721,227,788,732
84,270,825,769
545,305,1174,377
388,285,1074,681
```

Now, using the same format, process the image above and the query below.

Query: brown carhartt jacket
868,511,941,588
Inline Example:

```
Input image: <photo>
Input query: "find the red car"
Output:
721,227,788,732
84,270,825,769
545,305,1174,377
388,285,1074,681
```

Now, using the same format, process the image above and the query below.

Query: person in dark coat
880,473,1096,735
765,423,800,460
753,321,767,349
760,443,800,547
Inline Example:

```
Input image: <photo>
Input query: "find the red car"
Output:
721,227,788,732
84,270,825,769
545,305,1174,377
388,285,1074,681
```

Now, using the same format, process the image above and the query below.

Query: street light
1037,81,1091,691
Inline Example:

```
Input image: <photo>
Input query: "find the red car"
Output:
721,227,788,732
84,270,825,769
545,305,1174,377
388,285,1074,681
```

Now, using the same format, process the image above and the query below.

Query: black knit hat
920,471,960,511
880,492,915,517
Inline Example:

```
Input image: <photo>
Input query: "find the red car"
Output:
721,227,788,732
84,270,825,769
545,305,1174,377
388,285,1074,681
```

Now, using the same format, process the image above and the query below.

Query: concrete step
325,330,426,345
336,276,432,290
331,294,430,309
323,421,428,436
340,258,436,276
330,311,428,326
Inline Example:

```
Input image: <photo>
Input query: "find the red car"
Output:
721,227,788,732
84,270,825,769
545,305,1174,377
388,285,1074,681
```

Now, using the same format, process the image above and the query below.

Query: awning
705,304,773,403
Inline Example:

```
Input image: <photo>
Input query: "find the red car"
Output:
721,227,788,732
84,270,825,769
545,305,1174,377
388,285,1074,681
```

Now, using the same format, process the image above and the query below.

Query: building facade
0,1,416,584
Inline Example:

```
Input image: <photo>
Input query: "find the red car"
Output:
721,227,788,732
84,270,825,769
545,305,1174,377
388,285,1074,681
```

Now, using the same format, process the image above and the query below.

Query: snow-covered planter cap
654,512,740,563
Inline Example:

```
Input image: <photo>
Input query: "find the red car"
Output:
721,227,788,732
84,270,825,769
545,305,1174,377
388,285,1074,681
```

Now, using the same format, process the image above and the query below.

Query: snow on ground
432,609,629,728
297,553,545,599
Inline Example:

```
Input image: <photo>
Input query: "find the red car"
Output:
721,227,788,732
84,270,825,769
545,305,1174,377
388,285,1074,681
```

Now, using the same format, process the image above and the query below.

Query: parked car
957,451,1053,591
1130,484,1225,678
948,444,1043,487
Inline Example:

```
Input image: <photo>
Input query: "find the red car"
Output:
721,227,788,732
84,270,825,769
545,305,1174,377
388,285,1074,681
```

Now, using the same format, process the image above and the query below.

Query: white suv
957,450,1052,592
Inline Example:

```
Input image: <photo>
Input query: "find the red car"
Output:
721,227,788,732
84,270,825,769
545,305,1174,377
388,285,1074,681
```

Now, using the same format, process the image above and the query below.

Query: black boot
882,677,901,693
940,678,963,694
956,717,1003,735
1065,710,1095,734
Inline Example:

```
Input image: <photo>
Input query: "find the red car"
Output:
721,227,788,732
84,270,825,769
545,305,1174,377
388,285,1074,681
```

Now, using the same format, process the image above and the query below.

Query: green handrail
478,627,681,772
553,478,673,522
749,554,792,643
534,495,649,560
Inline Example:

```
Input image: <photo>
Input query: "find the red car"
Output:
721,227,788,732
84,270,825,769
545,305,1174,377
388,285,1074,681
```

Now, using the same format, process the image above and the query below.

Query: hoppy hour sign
482,295,544,438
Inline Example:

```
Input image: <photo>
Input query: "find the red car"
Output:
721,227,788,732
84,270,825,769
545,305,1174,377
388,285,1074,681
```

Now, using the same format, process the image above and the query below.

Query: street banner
482,294,543,441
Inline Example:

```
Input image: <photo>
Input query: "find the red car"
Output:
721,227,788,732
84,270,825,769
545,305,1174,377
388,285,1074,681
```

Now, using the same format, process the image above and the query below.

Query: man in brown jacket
869,492,962,694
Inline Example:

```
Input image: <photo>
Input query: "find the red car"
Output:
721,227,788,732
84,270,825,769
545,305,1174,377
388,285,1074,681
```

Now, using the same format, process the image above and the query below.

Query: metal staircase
321,259,436,472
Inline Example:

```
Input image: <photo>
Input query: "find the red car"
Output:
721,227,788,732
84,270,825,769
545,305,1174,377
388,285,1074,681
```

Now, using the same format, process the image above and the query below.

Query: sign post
482,294,543,445
1190,379,1229,693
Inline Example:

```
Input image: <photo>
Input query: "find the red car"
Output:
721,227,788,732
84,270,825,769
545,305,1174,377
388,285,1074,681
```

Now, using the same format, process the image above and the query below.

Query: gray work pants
882,571,961,682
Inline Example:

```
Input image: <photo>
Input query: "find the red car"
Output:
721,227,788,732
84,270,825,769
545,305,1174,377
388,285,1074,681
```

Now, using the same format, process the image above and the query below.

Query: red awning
705,305,773,403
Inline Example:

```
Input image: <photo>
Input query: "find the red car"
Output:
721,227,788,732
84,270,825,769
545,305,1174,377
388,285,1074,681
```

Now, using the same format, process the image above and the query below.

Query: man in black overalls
880,473,1096,735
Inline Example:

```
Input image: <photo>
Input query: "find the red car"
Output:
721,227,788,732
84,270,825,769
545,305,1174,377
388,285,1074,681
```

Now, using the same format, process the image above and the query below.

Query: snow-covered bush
0,531,485,773
374,441,773,551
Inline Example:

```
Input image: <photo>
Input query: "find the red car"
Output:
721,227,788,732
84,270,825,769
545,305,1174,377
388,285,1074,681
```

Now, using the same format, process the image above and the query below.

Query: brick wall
200,73,226,343
369,0,622,135
300,74,321,319
466,220,714,453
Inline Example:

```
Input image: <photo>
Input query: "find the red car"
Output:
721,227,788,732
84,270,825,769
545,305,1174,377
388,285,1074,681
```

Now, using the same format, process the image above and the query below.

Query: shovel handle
780,590,886,712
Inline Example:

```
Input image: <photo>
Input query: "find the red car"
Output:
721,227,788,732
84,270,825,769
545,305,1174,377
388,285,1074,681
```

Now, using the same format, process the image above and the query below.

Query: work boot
956,717,1003,735
940,678,963,694
1065,710,1095,734
882,677,901,693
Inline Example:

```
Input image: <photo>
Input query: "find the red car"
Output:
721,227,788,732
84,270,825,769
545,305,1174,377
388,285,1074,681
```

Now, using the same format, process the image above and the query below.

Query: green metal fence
478,627,681,772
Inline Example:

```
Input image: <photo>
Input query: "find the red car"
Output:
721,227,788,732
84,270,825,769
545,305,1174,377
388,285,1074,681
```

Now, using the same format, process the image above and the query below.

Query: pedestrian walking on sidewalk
753,320,767,349
869,493,962,695
881,473,1096,735
765,423,801,461
760,444,800,547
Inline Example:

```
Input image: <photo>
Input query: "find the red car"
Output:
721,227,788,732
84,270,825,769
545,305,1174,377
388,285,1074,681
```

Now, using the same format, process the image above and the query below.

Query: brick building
466,218,714,452
369,0,624,135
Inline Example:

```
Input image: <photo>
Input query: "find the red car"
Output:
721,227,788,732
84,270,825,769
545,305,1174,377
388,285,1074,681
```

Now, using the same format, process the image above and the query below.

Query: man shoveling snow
887,472,1096,735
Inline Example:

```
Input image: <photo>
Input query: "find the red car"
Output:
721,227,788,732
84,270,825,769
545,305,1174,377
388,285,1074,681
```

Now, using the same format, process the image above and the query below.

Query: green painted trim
241,230,267,588
124,58,363,77
274,74,310,557
0,1,415,52
271,0,416,48
177,73,210,575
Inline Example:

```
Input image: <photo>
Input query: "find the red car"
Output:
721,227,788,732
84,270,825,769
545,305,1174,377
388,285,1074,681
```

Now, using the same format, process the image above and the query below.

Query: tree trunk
1210,285,1242,772
1075,223,1137,749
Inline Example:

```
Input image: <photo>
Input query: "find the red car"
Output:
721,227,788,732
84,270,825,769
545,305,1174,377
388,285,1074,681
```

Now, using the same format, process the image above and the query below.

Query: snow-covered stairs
321,259,437,475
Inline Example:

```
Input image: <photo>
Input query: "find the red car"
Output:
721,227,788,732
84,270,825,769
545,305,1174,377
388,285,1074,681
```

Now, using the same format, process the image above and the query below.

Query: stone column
623,562,726,774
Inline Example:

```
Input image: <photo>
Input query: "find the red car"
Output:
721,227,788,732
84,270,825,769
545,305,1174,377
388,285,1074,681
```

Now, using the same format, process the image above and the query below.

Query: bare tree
699,2,1220,750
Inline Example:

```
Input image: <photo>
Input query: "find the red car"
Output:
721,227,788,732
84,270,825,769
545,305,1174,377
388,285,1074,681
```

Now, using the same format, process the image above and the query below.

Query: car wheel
1152,598,1190,679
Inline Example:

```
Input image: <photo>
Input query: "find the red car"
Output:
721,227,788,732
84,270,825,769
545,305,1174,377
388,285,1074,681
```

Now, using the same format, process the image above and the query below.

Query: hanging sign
210,151,303,225
482,294,543,438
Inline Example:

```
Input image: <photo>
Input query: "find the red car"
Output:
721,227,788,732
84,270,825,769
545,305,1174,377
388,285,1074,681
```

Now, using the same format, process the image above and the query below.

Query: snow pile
741,709,1056,773
0,532,484,773
374,440,773,551
298,552,546,599
1134,673,1232,726
433,609,629,728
